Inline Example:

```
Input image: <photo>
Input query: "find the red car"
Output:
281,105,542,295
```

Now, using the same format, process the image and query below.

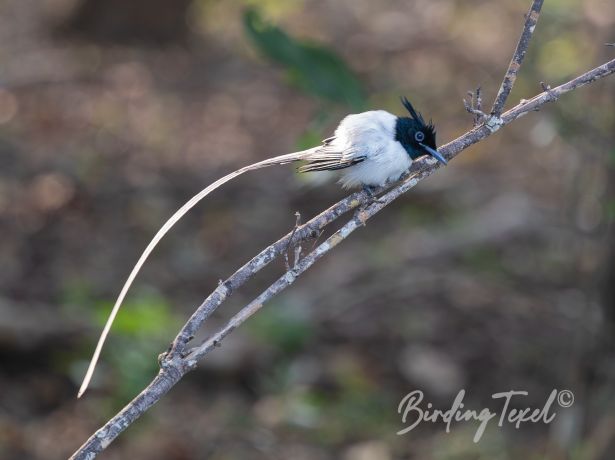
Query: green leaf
247,304,313,353
244,8,365,109
94,293,178,338
90,293,180,403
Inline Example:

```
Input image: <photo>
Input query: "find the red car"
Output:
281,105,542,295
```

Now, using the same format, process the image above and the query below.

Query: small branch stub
464,87,488,127
485,116,504,133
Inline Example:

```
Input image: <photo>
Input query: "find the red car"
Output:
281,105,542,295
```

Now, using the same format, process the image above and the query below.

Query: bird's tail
77,148,318,398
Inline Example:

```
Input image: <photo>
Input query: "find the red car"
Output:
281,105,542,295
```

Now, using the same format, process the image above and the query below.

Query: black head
395,97,446,164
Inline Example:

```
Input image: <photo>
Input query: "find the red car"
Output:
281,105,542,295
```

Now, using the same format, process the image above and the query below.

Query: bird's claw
362,185,386,205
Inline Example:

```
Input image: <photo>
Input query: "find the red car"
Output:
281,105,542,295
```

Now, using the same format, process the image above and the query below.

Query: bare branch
69,53,615,459
502,59,615,124
165,192,368,360
491,0,544,116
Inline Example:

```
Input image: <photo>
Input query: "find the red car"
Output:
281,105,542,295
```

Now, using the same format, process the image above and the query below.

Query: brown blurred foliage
0,0,614,459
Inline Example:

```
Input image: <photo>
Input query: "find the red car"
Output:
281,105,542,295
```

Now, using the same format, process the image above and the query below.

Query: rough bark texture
69,3,615,457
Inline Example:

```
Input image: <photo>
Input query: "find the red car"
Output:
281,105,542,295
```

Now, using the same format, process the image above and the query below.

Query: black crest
400,96,435,135
401,96,425,124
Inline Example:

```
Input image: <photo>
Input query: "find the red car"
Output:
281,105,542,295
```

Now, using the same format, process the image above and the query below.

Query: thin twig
69,54,615,460
293,245,302,269
284,212,301,271
491,0,544,116
463,87,487,126
476,86,482,113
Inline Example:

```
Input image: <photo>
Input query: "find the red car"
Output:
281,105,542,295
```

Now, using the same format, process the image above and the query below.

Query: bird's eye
414,131,425,142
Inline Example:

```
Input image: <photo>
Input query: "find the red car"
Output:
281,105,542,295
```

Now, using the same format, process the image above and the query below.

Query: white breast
332,110,412,188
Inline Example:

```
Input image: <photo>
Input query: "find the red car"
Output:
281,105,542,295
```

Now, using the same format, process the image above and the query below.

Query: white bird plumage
78,100,445,397
330,110,412,188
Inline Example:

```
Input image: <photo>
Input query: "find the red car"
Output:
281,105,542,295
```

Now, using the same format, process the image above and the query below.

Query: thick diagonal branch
70,55,615,460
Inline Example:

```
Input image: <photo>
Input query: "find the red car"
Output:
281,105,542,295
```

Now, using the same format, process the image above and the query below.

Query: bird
77,97,447,397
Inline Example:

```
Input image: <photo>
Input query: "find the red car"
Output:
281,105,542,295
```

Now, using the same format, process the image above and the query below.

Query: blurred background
1,0,614,458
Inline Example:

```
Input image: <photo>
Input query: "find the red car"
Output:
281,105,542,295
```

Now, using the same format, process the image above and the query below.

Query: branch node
284,270,297,283
540,81,558,101
159,351,178,369
485,116,504,133
217,283,230,301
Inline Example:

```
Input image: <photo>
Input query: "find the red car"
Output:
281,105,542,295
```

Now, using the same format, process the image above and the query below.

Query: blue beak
420,143,447,165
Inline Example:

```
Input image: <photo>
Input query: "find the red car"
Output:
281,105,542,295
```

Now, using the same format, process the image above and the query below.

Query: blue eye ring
414,131,425,142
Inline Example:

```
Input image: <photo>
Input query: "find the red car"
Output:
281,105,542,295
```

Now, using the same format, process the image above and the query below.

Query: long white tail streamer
78,149,317,397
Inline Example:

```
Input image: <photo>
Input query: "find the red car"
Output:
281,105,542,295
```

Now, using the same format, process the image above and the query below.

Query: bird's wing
298,137,366,173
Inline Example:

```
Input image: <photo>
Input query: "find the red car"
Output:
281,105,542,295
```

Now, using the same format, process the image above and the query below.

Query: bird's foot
362,185,386,205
